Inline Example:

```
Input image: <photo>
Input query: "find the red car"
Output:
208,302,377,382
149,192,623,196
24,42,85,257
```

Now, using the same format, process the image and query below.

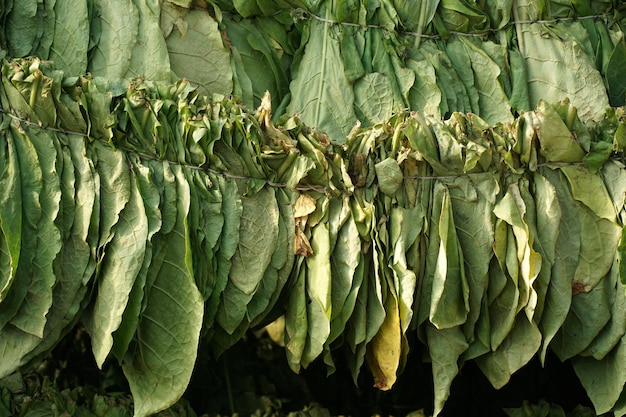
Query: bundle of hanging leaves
1,57,626,417
2,0,626,416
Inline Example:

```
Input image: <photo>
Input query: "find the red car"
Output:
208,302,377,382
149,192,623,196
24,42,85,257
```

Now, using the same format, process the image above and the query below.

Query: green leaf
87,165,149,369
405,48,442,117
581,265,626,360
251,189,296,327
88,0,140,80
0,124,21,303
22,136,98,367
204,176,241,327
606,36,626,107
551,272,613,361
389,205,423,335
326,198,362,346
516,18,610,122
112,155,162,361
186,169,222,302
354,73,395,127
476,315,542,389
246,189,290,324
5,1,39,57
445,37,513,124
123,164,203,417
493,182,542,321
10,128,62,338
302,220,332,367
534,101,586,163
426,325,468,417
287,18,356,143
445,174,497,357
93,142,132,256
49,0,90,75
165,9,233,96
215,186,279,333
125,0,171,82
572,335,626,415
559,164,617,222
429,183,469,329
375,158,403,196
285,263,307,373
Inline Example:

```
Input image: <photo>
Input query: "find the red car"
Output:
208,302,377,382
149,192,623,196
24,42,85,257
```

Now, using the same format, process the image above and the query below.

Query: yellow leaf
366,293,402,390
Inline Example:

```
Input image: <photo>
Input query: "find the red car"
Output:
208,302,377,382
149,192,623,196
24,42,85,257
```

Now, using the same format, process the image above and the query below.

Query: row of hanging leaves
1,57,625,417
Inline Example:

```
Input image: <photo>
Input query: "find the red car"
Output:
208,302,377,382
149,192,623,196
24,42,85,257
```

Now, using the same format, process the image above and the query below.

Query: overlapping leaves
1,58,626,417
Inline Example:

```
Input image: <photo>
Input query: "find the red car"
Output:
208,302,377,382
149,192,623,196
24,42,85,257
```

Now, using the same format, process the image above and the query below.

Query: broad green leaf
533,101,586,163
216,186,279,333
87,167,148,369
125,0,171,82
22,138,97,366
287,17,356,143
223,17,290,110
393,0,440,34
390,205,423,335
516,16,610,122
0,327,40,378
112,156,162,361
601,161,626,217
581,265,626,360
488,226,519,350
524,172,560,326
572,335,626,415
429,183,469,329
246,190,289,324
123,165,203,417
476,315,542,389
426,325,468,417
302,221,332,367
445,174,496,356
344,253,368,349
93,142,132,255
204,176,241,327
446,37,513,124
10,128,61,338
187,170,222,302
5,1,38,57
418,179,444,328
560,165,617,222
354,73,395,127
375,158,403,196
537,168,577,362
165,9,233,96
605,36,626,107
325,208,362,358
562,185,622,292
49,0,90,75
0,126,21,303
88,0,140,80
551,273,612,361
493,183,542,321
250,188,296,327
405,48,442,117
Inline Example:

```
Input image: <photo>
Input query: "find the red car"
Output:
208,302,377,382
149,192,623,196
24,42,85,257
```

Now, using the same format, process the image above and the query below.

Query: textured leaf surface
123,165,203,417
165,9,232,96
88,169,148,368
216,187,279,333
88,0,139,80
287,18,356,143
